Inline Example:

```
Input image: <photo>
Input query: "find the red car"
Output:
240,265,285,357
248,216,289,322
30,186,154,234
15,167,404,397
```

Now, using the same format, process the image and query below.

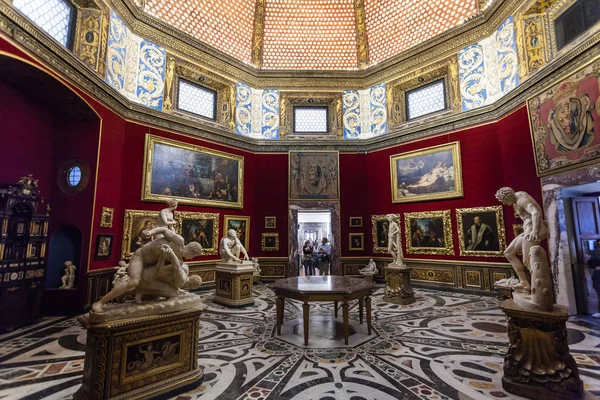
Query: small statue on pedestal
214,229,255,307
360,259,378,275
220,229,250,263
252,257,261,283
383,214,415,304
386,214,405,267
59,261,76,289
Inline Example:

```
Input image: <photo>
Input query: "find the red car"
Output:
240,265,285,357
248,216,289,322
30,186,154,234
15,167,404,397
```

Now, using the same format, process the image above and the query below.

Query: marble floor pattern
1,285,600,399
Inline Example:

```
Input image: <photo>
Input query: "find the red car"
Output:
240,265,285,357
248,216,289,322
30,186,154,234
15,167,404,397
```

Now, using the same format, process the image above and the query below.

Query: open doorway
298,210,332,276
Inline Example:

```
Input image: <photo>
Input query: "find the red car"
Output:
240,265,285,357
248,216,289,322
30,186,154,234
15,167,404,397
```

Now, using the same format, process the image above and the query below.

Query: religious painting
95,234,113,260
265,216,276,229
371,214,399,254
390,142,463,203
121,210,160,259
142,135,244,208
349,233,364,251
456,206,506,257
349,217,362,227
289,151,339,200
175,212,219,255
262,233,279,251
122,331,183,382
527,59,600,176
100,207,114,228
224,215,250,251
404,210,454,255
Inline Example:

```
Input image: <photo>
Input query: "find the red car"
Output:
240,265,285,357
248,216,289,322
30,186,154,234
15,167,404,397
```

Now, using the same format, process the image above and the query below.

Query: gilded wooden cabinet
0,175,49,333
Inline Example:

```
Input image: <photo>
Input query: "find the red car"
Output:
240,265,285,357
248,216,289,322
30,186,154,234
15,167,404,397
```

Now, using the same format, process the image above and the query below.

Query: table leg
365,296,372,335
334,300,338,318
359,298,364,325
343,300,349,345
303,301,310,346
276,296,284,335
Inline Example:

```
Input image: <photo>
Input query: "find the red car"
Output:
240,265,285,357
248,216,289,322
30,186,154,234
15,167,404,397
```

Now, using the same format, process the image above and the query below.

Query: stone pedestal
253,271,261,284
495,284,513,301
383,265,415,305
500,299,583,400
361,272,376,283
214,261,255,307
75,304,204,400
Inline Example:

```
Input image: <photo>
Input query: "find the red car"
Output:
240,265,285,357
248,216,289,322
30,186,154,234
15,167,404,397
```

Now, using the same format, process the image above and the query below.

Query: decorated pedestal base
214,261,255,307
383,264,416,305
500,299,583,400
253,271,261,285
361,272,376,283
494,284,513,301
75,295,204,400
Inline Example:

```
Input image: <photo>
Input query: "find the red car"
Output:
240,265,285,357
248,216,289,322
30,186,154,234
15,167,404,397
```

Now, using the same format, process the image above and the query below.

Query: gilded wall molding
353,0,369,69
251,0,265,69
280,92,343,138
72,5,109,75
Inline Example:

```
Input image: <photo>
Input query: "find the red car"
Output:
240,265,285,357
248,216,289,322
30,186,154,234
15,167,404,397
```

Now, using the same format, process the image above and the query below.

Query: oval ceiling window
58,159,90,195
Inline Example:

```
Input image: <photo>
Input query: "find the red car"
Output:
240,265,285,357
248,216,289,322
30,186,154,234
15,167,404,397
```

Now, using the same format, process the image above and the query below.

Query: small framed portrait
349,217,363,227
265,216,276,229
262,233,279,251
224,215,250,251
456,206,506,257
100,207,114,228
95,234,113,260
404,210,454,255
349,233,364,251
371,214,398,253
175,212,219,255
121,210,159,259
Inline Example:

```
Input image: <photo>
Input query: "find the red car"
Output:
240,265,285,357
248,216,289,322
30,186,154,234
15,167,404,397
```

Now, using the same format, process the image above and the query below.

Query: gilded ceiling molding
72,5,109,75
251,0,265,68
353,0,369,70
279,93,343,138
162,55,175,112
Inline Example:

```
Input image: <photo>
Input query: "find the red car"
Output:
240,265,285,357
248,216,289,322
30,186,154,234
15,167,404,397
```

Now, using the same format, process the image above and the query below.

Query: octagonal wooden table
273,276,375,345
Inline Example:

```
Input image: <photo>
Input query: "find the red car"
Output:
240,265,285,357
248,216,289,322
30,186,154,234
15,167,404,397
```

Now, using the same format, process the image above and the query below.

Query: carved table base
383,265,416,305
500,299,583,400
74,306,204,400
213,261,255,308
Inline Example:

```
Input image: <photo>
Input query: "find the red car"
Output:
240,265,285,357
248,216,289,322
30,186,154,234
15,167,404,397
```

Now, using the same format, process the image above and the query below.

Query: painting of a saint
289,151,339,200
143,135,243,208
390,142,463,203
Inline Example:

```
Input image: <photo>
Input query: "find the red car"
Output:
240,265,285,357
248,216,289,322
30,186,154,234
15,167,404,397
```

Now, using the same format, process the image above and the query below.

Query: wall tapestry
404,210,454,256
289,151,339,200
458,16,519,111
456,206,506,257
235,83,280,140
371,214,398,254
527,58,600,176
106,11,166,111
142,135,244,208
175,212,219,255
390,142,463,203
342,83,388,140
224,215,250,252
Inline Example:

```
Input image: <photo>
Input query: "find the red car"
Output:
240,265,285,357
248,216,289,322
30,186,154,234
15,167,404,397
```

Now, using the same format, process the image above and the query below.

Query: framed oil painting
265,216,276,229
390,142,463,203
289,151,339,200
175,212,219,255
95,234,113,260
121,210,161,259
262,233,279,251
404,210,454,255
371,214,399,253
456,206,506,257
527,59,600,176
349,233,364,251
142,135,244,208
349,217,363,227
100,207,114,228
224,215,250,251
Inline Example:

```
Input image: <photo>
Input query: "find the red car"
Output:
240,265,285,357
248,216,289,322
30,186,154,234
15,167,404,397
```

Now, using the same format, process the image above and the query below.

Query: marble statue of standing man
495,187,548,294
386,214,405,266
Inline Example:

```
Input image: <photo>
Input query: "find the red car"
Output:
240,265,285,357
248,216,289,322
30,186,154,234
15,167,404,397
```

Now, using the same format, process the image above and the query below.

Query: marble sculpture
386,214,405,267
360,259,378,275
220,229,250,263
59,261,76,289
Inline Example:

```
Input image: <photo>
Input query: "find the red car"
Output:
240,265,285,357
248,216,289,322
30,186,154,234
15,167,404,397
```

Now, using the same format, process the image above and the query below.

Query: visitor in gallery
587,239,600,318
317,237,332,275
303,240,315,276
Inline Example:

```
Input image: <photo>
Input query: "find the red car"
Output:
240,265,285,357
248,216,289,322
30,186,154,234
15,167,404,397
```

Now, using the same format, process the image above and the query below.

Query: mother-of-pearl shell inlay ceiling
142,0,481,70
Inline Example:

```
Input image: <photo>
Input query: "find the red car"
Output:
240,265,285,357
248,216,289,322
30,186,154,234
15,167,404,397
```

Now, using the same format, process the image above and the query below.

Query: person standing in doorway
303,240,314,276
317,237,332,275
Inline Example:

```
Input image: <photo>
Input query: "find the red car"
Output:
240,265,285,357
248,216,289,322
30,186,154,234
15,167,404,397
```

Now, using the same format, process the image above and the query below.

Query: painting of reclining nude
143,135,244,208
390,142,463,203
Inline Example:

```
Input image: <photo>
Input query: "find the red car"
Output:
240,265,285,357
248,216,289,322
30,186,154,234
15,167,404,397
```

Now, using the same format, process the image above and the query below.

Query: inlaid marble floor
1,286,600,399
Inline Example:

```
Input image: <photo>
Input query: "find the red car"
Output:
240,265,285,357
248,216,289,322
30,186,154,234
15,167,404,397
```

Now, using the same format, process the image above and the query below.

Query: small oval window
67,166,82,187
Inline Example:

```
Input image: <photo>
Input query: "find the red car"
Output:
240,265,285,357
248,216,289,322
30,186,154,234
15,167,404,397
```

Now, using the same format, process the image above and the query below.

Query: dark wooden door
572,197,600,264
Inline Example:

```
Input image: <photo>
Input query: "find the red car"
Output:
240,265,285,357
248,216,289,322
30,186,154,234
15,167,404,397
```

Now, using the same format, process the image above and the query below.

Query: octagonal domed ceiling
141,0,481,70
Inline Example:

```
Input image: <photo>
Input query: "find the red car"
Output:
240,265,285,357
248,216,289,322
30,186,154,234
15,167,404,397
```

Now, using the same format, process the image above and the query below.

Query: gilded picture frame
404,210,454,255
175,212,219,255
349,216,363,227
142,135,244,208
456,206,506,257
349,233,364,251
390,142,463,203
265,216,276,229
224,215,250,251
371,214,399,254
121,210,164,259
289,150,340,200
95,234,113,260
100,207,114,228
262,233,279,251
